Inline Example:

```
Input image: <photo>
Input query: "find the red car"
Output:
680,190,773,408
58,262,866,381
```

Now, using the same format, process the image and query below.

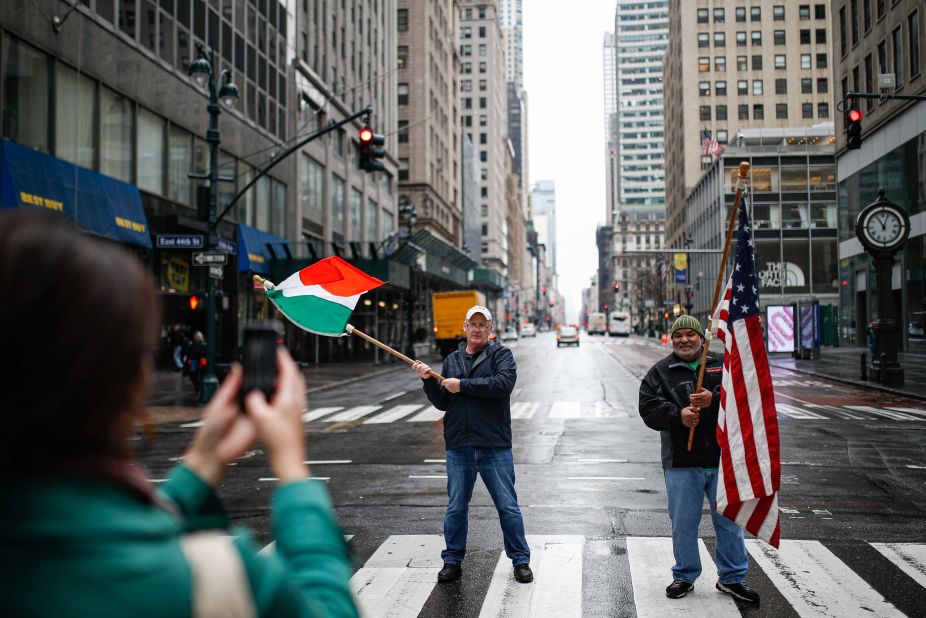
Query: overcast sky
523,0,615,322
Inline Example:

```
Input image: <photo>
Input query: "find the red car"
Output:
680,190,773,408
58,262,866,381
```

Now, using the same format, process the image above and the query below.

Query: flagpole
345,324,446,381
687,161,750,452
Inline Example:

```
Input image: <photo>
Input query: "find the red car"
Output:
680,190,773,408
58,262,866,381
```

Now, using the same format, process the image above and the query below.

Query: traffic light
549,300,554,307
613,282,620,290
542,287,547,296
846,108,863,150
663,311,670,319
604,303,609,311
189,295,201,310
358,126,386,172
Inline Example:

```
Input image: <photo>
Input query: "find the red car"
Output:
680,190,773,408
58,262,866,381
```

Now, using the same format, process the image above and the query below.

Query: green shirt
0,465,358,617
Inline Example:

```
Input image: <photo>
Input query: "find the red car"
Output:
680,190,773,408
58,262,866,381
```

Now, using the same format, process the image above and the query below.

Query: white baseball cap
465,305,492,322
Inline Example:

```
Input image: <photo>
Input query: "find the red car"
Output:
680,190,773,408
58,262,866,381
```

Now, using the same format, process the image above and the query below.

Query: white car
557,325,580,347
520,323,536,337
501,326,520,341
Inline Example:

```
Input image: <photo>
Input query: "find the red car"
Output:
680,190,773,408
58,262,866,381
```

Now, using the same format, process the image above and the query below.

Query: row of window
460,26,488,39
460,43,489,57
699,74,828,97
839,0,894,53
700,102,830,121
697,30,826,48
699,54,828,74
696,5,826,24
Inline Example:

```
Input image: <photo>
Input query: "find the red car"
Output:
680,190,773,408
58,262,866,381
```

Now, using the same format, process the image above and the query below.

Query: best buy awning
237,224,289,274
0,139,152,248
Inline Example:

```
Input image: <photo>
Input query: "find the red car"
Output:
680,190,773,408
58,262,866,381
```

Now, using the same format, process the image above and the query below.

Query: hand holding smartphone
239,320,284,409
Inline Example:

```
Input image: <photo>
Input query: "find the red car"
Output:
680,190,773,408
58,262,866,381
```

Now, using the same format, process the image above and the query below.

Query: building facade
832,0,925,350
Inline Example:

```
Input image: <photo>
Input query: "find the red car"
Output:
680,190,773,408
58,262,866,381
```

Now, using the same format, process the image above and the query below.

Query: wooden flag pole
686,161,750,452
345,324,445,381
251,275,445,381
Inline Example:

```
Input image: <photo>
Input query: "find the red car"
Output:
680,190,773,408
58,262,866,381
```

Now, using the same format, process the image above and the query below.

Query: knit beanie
670,314,704,338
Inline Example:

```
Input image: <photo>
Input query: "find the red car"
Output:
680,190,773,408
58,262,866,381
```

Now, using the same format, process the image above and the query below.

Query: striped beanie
670,314,704,338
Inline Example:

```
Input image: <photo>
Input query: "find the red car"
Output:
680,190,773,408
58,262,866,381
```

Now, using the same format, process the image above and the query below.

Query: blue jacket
422,340,517,450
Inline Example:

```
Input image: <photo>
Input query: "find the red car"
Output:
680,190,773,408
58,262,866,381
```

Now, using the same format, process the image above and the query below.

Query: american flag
710,195,781,547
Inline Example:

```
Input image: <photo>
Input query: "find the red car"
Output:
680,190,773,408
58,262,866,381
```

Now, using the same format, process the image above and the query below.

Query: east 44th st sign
192,251,227,266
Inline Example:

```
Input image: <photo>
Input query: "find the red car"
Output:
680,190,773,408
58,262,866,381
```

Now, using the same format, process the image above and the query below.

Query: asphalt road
136,332,926,617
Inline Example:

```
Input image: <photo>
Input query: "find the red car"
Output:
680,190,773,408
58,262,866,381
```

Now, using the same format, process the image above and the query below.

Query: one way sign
192,251,227,265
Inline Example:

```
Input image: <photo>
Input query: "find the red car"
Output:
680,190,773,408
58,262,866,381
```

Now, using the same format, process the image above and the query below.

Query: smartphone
239,319,284,409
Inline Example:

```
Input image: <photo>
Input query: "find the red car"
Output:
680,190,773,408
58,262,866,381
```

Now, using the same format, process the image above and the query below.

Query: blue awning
0,139,152,248
237,224,289,274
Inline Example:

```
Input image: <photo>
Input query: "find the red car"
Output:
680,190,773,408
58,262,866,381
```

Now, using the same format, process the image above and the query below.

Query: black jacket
422,340,517,450
638,351,724,469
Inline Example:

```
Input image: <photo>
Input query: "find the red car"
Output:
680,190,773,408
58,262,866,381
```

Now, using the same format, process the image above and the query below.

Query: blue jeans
442,447,530,566
663,467,748,584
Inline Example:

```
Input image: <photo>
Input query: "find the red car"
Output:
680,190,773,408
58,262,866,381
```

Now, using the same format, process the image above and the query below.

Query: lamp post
188,45,239,403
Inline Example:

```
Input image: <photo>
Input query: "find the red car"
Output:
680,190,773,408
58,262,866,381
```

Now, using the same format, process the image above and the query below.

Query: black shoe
513,563,533,583
665,579,694,599
437,563,462,583
716,581,760,603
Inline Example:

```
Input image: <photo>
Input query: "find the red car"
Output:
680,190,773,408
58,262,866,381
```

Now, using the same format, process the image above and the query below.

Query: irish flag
266,257,385,336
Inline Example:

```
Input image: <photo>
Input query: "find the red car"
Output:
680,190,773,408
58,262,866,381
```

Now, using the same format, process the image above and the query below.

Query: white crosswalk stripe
325,405,383,422
341,534,926,616
407,406,444,422
548,401,581,419
844,405,926,421
510,402,540,419
366,405,424,424
302,406,344,422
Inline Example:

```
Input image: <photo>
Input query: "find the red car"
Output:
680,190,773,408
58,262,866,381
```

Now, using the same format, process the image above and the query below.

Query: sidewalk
768,346,926,401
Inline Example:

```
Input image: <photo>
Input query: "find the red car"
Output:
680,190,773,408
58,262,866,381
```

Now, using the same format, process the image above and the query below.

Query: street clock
855,189,910,253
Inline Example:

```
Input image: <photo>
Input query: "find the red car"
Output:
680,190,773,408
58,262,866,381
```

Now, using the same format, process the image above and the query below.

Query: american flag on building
710,196,782,547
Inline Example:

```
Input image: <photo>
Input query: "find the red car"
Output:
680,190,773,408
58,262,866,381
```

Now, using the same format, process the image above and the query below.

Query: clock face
864,208,904,246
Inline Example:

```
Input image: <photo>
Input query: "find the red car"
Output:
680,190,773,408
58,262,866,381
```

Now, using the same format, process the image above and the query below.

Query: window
800,29,811,44
100,85,133,182
398,158,408,181
864,53,874,110
698,33,709,48
714,32,726,47
801,78,813,94
168,125,192,205
753,104,764,119
802,102,813,118
479,26,486,37
716,104,728,120
397,120,409,143
714,8,725,23
479,96,487,108
479,132,487,144
736,7,746,22
717,130,728,143
893,26,904,88
839,6,848,56
397,45,408,68
773,5,785,20
137,108,165,195
737,79,748,94
700,105,711,121
751,31,762,46
699,56,710,72
863,0,871,32
397,9,407,32
850,0,859,45
816,29,826,44
366,199,378,240
479,61,486,73
801,53,812,69
398,83,409,105
697,8,708,23
815,4,826,19
816,53,827,68
461,26,472,39
775,54,786,69
877,0,885,19
776,103,788,118
817,77,829,93
350,188,362,240
753,80,763,95
751,7,761,21
331,174,345,230
479,151,487,162
714,56,727,72
3,38,51,153
774,30,786,45
878,39,888,75
738,104,749,119
752,55,763,70
461,79,472,92
461,44,471,56
775,78,788,94
818,102,830,118
736,31,747,47
737,55,748,70
910,10,920,77
479,114,487,126
715,80,727,96
699,81,711,96
799,5,810,20
55,64,95,169
462,62,471,74
479,79,487,90
478,44,486,56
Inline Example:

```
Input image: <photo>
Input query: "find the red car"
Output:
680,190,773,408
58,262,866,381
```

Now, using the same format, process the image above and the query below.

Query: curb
306,364,407,394
769,363,926,402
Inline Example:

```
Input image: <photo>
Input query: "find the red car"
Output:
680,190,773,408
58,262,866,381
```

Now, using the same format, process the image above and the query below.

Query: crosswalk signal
358,126,386,172
189,295,201,310
846,109,863,150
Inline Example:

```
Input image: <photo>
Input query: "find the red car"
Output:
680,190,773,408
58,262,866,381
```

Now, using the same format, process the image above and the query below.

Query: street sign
192,251,227,265
217,238,237,254
157,234,204,249
208,265,224,279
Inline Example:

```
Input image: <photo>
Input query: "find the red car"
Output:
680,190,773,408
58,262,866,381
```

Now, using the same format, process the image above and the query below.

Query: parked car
557,325,580,347
501,326,520,341
520,323,536,337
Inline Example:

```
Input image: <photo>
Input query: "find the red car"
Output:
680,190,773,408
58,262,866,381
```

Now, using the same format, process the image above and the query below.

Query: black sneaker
437,563,462,583
513,563,533,583
665,579,694,598
716,581,760,603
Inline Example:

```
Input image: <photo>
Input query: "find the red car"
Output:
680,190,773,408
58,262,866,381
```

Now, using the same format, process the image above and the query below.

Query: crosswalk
311,534,926,616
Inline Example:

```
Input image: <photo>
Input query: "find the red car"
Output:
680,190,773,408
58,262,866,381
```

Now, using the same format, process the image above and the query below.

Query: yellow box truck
432,290,486,357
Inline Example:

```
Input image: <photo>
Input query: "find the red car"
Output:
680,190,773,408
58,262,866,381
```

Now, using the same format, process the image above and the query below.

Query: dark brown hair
0,211,159,474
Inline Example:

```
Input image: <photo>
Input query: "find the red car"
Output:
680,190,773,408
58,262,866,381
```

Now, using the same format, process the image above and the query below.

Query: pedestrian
638,314,760,604
169,324,187,372
411,305,532,585
0,211,358,617
186,330,206,393
867,321,877,361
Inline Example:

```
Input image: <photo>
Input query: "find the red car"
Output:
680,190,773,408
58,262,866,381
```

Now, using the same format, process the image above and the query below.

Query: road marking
566,477,645,481
303,460,352,465
885,406,926,419
324,405,383,422
592,401,625,418
261,535,353,556
777,403,828,420
258,477,330,482
148,479,168,483
628,537,739,617
423,458,446,463
511,401,540,419
302,406,344,422
549,401,581,419
869,542,926,588
350,535,444,618
407,406,444,421
409,475,447,479
576,458,629,463
780,507,800,514
805,403,865,420
180,420,204,428
381,390,407,402
746,539,905,617
907,464,926,469
844,405,924,421
366,404,423,424
479,535,584,618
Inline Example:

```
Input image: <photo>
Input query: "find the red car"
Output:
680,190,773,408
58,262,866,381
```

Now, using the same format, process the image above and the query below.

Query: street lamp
187,44,239,403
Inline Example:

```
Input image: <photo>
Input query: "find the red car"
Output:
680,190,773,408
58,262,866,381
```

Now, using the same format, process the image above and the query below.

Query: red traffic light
848,109,864,122
189,295,200,310
359,127,373,143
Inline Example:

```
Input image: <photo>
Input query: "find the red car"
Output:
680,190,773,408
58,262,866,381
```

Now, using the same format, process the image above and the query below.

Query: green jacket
0,465,359,617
